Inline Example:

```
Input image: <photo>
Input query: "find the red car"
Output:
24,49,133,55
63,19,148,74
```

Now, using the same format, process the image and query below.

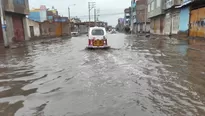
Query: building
148,0,165,35
131,0,137,33
136,0,150,33
1,0,29,43
47,6,59,21
164,0,181,35
28,5,47,22
124,7,131,26
26,18,40,39
116,18,124,32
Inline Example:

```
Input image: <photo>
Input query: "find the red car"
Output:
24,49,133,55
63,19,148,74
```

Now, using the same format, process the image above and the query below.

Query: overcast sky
29,0,131,26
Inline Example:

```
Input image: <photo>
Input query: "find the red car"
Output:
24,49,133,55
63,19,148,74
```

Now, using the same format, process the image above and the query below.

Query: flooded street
0,33,205,116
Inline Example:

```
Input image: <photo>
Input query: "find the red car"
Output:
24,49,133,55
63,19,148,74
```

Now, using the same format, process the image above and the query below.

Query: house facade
3,0,29,42
164,0,181,35
148,0,165,35
26,18,40,38
136,0,150,33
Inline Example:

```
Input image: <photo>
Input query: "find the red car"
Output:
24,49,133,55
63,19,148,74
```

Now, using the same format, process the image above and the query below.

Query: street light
68,4,76,19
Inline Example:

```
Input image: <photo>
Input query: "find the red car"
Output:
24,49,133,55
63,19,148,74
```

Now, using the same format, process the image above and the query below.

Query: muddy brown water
0,34,205,116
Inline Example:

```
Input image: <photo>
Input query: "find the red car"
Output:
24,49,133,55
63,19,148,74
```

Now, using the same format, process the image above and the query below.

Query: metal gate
189,7,205,37
12,15,25,41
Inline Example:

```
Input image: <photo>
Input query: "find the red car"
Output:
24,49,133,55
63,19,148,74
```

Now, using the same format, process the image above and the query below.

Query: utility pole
97,9,100,21
0,0,9,48
68,7,70,19
131,2,134,35
144,3,147,33
94,8,96,26
68,4,76,20
88,2,96,27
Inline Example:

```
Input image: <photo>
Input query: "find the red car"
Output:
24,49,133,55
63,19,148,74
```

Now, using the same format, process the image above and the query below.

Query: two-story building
136,0,150,33
164,0,181,35
2,0,29,43
131,0,137,33
28,5,47,22
147,0,165,35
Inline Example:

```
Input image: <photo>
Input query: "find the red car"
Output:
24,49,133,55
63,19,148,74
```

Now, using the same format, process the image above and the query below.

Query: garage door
12,15,25,41
189,7,205,37
172,12,180,34
164,13,171,35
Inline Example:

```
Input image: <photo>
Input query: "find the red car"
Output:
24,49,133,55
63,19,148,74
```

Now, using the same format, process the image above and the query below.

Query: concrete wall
26,18,40,38
3,0,29,15
148,0,165,18
40,21,71,37
79,25,88,34
5,15,14,43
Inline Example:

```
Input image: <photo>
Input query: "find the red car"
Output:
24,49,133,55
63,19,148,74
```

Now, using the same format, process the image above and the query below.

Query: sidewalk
139,33,205,52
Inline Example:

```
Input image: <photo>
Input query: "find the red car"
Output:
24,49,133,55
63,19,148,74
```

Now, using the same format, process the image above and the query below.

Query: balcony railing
165,0,181,9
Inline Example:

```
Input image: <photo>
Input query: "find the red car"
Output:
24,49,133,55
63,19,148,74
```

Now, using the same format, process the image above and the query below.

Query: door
189,9,197,37
160,16,164,34
172,12,180,34
0,19,3,42
29,26,34,37
0,25,3,43
12,15,25,41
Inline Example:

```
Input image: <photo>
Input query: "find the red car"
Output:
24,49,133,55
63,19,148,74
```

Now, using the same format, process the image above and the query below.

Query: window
14,0,25,5
92,29,104,36
156,0,161,7
148,4,150,12
151,1,154,11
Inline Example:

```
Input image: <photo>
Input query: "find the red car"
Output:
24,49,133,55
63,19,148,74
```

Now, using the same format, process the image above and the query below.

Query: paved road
0,33,205,116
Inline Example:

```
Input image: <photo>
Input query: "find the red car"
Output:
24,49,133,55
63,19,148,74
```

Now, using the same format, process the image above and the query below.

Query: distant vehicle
86,27,110,49
71,32,80,37
111,29,117,34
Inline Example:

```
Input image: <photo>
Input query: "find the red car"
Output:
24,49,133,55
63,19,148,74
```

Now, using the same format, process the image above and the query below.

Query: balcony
165,0,181,9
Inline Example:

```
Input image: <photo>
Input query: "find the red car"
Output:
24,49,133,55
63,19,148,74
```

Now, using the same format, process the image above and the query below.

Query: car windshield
91,29,104,35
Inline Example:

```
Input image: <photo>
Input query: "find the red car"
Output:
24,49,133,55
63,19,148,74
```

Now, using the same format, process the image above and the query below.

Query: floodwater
0,33,205,116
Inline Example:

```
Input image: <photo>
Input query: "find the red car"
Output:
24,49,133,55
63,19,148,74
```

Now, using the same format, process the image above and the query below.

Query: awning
175,1,192,8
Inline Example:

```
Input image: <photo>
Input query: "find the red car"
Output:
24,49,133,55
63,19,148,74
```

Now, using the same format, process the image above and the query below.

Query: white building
26,19,40,39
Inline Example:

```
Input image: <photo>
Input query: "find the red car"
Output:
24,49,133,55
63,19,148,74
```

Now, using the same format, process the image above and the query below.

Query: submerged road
0,33,205,116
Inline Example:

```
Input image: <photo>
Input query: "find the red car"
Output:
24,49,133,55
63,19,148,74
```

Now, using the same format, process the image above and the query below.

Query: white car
71,32,79,37
87,27,110,49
